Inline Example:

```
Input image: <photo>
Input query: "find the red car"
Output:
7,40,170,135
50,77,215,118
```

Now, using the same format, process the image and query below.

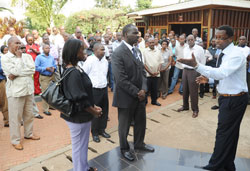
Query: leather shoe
199,93,204,98
93,135,100,143
151,102,161,106
4,123,9,127
35,115,43,119
177,107,189,112
12,143,23,150
99,131,111,138
195,165,213,170
24,135,40,140
43,111,51,115
192,111,198,118
135,144,155,152
121,151,134,161
211,105,219,110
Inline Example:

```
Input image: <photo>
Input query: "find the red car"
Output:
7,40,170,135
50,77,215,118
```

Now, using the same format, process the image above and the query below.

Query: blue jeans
168,67,183,93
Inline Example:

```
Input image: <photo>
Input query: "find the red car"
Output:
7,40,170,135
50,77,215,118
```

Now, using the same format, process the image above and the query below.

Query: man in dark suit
111,24,155,161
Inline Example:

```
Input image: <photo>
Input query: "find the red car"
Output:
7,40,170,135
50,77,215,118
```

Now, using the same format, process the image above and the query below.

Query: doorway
170,24,201,37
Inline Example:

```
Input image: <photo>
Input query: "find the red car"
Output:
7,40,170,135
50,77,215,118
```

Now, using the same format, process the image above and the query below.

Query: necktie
132,48,139,61
214,52,224,85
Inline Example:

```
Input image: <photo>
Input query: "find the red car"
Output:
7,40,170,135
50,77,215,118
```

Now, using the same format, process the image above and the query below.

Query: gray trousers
8,95,34,144
158,69,170,95
182,68,199,112
66,121,91,171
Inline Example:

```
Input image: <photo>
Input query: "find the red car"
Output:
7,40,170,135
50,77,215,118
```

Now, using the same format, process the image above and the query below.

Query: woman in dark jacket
61,39,102,171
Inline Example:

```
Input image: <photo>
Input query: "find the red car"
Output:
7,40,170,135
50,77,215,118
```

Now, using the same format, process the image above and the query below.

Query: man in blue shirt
0,54,9,127
35,44,57,116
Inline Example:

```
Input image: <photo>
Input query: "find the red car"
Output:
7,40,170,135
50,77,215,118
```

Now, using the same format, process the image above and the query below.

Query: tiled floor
69,145,250,171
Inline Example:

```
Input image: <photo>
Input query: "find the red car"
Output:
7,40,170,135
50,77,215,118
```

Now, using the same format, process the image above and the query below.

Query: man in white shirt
82,43,110,143
0,27,21,46
112,32,122,51
1,37,40,150
143,38,164,106
192,28,203,45
178,25,248,171
177,35,205,118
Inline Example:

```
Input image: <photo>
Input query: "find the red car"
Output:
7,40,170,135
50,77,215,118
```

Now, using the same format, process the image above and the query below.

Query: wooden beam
207,8,212,48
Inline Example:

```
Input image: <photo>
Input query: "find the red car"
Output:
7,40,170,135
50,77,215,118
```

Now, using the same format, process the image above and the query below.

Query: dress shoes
199,93,204,98
192,111,198,118
93,135,100,143
151,101,161,106
177,107,189,112
35,115,43,119
43,111,51,115
194,165,214,170
121,151,134,161
24,135,40,140
211,105,219,110
99,131,111,138
135,144,155,152
12,143,23,150
4,123,9,127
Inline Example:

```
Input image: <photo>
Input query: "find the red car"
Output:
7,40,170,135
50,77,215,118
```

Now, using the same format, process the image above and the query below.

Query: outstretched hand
177,53,197,67
196,75,209,84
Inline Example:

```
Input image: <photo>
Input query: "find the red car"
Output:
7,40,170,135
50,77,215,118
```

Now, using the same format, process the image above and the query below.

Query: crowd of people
0,23,250,171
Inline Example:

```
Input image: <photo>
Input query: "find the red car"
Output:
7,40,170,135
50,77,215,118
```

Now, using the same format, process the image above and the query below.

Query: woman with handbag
61,39,102,171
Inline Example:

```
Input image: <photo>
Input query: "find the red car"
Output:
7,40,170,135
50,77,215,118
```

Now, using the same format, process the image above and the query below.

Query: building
128,0,250,46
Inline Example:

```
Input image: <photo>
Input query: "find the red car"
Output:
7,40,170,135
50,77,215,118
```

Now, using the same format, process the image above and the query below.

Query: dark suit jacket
111,42,147,108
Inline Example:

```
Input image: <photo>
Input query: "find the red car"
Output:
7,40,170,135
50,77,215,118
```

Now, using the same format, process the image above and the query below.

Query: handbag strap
58,67,75,83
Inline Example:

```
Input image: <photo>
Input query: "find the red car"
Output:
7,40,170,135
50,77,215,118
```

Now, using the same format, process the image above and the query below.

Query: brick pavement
0,84,182,171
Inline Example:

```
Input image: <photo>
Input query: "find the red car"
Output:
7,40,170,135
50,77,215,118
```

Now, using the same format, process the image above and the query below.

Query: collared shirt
195,36,203,45
183,44,206,69
175,43,188,69
143,48,164,77
236,45,250,58
196,43,248,94
0,56,6,80
82,55,108,89
112,40,122,51
103,41,113,59
160,48,172,70
26,43,40,61
123,40,142,62
1,52,35,98
155,44,162,50
35,53,57,76
39,44,59,65
208,46,217,57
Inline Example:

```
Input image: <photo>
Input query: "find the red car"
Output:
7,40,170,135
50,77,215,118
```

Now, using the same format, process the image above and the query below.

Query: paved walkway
6,89,250,171
0,85,182,171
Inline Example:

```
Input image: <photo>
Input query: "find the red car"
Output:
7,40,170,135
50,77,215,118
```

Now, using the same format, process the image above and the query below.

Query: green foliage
65,8,133,35
11,0,69,33
136,0,152,10
0,7,13,14
95,0,121,9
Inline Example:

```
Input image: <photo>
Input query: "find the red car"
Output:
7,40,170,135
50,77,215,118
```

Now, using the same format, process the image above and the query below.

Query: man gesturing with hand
178,25,248,171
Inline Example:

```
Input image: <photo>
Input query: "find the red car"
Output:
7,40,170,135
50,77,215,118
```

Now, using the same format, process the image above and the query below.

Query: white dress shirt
236,45,250,58
82,55,108,89
196,43,248,94
1,52,35,98
183,44,206,69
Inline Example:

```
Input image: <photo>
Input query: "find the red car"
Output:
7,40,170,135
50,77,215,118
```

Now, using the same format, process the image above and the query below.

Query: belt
219,92,246,97
41,74,52,77
93,87,106,90
184,67,194,70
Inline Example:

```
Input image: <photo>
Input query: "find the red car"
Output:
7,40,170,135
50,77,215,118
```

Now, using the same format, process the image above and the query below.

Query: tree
95,0,121,9
136,0,152,10
11,0,69,33
65,8,133,35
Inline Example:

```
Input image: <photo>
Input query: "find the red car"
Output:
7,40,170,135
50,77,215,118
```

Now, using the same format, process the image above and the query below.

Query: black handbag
41,67,75,117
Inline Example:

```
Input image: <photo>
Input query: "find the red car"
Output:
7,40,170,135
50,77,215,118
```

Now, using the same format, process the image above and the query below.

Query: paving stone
19,163,44,171
41,154,72,171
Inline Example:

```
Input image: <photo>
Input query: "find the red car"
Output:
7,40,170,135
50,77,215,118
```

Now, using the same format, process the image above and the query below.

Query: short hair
218,25,234,37
1,45,8,53
93,42,103,51
122,24,136,36
42,33,49,38
25,34,34,41
161,39,169,46
62,39,83,66
153,32,159,37
42,43,50,49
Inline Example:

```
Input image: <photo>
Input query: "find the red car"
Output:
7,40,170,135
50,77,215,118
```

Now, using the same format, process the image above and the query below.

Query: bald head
187,34,195,48
148,37,155,50
8,36,21,54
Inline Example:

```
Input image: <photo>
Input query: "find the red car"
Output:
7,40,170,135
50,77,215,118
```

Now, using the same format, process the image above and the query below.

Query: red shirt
26,43,40,61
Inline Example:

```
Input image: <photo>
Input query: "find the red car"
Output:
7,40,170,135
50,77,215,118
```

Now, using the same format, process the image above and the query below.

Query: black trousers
91,87,109,135
206,93,248,171
118,100,146,151
146,77,159,104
